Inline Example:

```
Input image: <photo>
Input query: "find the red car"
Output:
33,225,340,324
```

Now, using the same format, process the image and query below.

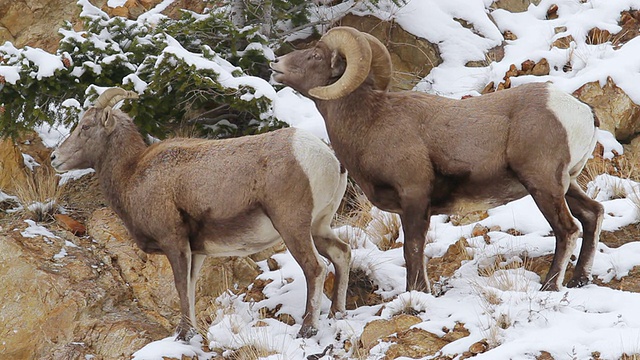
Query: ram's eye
313,53,322,60
81,125,90,131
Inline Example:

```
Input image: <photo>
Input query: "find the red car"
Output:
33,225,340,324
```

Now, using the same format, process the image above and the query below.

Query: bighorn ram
50,88,350,341
270,26,603,292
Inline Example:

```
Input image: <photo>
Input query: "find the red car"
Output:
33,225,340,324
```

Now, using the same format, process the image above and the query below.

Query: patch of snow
20,219,59,239
22,153,40,171
132,335,211,360
57,168,95,186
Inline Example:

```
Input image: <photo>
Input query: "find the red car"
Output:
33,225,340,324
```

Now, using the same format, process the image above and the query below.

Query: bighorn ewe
50,88,350,341
270,26,603,292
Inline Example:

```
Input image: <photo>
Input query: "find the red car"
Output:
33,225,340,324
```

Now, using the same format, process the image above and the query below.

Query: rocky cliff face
0,0,107,52
0,198,269,358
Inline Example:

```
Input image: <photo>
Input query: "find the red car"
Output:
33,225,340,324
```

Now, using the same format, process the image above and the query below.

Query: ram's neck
316,86,380,150
94,124,147,219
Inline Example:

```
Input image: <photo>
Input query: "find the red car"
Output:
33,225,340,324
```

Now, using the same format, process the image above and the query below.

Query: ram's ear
101,107,116,133
330,50,346,78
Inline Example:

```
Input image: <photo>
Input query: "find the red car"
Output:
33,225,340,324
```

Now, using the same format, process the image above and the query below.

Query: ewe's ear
101,107,117,133
330,50,346,78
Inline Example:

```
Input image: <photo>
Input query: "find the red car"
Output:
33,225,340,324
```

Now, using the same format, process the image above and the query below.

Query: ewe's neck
95,124,147,216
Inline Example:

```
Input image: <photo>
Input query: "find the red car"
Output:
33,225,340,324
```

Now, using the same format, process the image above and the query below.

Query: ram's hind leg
516,169,579,291
565,180,604,288
312,216,351,316
399,187,431,293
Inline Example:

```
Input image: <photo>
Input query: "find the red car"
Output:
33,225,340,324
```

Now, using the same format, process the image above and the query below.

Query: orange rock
54,214,86,236
472,224,489,238
505,64,518,79
520,59,536,74
481,81,495,94
503,30,517,41
531,58,550,76
469,340,489,354
552,35,574,49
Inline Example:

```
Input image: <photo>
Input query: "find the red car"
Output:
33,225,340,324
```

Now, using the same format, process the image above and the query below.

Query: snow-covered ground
5,0,640,358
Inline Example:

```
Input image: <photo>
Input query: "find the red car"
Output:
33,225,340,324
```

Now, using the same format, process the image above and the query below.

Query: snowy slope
9,0,640,358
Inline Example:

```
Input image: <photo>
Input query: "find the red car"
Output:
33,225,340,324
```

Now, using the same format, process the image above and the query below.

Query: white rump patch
545,84,598,175
291,129,341,218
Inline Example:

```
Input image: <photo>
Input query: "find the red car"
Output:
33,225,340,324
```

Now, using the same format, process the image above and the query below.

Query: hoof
329,307,346,320
567,276,590,288
330,310,346,320
297,324,318,338
406,282,430,294
540,281,560,292
174,327,196,343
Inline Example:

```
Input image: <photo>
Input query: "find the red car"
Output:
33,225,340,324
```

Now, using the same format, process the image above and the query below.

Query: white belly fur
201,214,282,257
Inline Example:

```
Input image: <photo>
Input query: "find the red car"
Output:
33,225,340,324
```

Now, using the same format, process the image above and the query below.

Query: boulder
384,328,449,359
0,0,108,52
573,77,640,143
0,224,168,359
0,138,27,193
338,14,443,91
359,314,422,350
490,0,542,13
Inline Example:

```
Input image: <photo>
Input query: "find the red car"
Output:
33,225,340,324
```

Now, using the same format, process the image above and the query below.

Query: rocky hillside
1,0,640,359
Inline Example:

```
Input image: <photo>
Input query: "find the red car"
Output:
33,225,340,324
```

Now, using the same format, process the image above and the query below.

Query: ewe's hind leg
312,219,351,315
186,254,206,333
565,180,604,288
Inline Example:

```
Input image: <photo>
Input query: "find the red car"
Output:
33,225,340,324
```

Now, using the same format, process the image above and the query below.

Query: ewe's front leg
166,246,197,342
312,230,351,316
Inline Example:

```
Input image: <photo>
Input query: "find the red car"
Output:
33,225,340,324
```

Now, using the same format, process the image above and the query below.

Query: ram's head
270,26,392,100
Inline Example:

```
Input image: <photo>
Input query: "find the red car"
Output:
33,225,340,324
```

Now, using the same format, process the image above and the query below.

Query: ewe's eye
81,124,90,131
313,53,322,60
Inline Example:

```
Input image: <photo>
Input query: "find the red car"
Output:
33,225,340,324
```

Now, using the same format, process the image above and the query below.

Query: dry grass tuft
12,167,62,222
337,181,374,229
477,254,533,292
336,182,402,250
621,354,640,360
225,345,276,360
578,151,640,190
579,150,640,214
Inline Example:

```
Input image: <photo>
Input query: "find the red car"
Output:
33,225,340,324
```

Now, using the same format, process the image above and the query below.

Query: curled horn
94,87,139,109
308,27,372,100
360,32,392,91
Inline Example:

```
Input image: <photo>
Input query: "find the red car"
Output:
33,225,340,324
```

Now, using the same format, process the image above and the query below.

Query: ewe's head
270,26,392,100
51,88,138,172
